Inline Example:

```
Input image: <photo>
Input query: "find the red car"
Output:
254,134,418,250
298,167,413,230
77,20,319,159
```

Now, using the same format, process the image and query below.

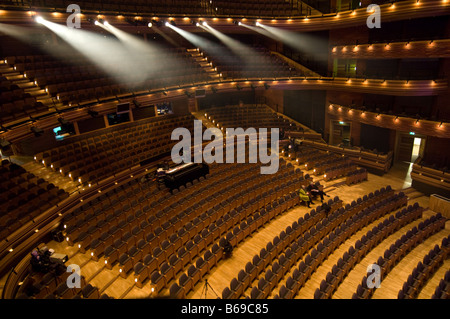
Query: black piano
163,162,209,190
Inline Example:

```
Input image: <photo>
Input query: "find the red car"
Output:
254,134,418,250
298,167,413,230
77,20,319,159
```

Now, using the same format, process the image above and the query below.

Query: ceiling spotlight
35,16,44,24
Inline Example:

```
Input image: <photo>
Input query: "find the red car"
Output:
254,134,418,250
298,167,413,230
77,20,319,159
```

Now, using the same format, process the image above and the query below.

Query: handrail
1,253,31,299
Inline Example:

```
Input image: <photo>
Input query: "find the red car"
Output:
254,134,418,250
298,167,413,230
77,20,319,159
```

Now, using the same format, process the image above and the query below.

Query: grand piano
162,162,209,190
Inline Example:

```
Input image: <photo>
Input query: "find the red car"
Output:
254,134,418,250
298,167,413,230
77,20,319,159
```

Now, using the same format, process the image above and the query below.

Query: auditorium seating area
432,269,450,299
0,159,69,241
0,0,449,304
0,75,49,124
34,114,199,185
202,46,301,80
4,48,209,108
14,251,111,299
296,139,394,175
398,235,449,299
352,212,447,299
292,146,357,180
57,155,306,297
204,105,302,132
222,186,406,299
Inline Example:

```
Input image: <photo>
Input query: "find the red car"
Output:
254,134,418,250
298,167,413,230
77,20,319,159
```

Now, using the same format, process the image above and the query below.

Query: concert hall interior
0,0,449,300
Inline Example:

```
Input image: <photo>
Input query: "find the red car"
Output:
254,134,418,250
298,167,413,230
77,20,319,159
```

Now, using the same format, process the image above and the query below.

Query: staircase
187,48,221,81
0,59,65,116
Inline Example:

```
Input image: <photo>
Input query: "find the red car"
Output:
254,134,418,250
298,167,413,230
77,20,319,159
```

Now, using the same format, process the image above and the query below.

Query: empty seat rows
202,46,302,80
139,167,302,294
65,162,260,250
117,164,301,287
345,168,368,185
311,203,423,299
352,212,447,299
275,196,417,299
248,190,407,299
34,114,197,184
204,105,301,132
224,198,341,299
6,48,208,107
0,159,69,241
15,258,110,299
431,270,450,299
226,188,397,299
398,235,450,299
0,76,48,124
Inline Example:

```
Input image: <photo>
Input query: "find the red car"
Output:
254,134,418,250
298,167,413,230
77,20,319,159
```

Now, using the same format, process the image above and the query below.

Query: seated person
306,181,328,203
299,185,313,208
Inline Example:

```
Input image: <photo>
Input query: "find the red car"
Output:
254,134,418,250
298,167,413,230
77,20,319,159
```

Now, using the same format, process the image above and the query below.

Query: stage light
165,21,170,26
148,22,152,27
238,22,242,26
196,22,200,27
255,21,261,27
202,21,208,26
94,20,100,26
104,21,109,26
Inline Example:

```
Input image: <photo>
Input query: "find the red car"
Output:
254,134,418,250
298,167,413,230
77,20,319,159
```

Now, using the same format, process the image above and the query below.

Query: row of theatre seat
292,146,358,181
204,105,300,131
398,236,450,299
202,46,299,80
0,77,48,124
286,192,414,299
61,157,305,297
4,48,209,108
352,212,447,299
432,270,450,299
345,168,368,185
34,114,198,184
0,159,68,241
221,186,402,299
16,262,112,299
